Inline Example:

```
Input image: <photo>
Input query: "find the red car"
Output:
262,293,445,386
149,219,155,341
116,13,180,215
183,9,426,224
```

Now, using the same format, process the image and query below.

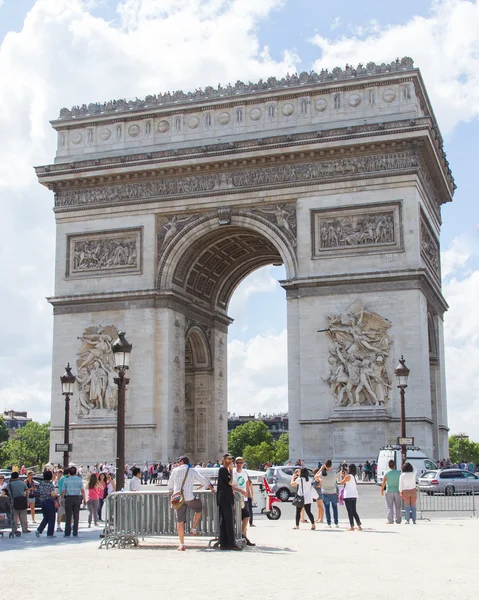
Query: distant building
228,413,288,441
3,410,32,433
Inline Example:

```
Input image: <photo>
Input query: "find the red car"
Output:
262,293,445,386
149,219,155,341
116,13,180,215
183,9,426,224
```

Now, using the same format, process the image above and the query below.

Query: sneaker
189,529,201,536
328,524,332,528
335,524,339,528
177,545,185,551
56,527,63,533
35,530,40,538
245,538,256,546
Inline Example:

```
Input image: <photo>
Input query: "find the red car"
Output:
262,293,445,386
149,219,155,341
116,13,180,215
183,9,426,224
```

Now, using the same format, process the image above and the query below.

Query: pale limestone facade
37,58,453,465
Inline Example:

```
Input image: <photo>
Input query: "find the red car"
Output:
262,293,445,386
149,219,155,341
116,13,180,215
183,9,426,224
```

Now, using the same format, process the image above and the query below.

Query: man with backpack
8,471,30,535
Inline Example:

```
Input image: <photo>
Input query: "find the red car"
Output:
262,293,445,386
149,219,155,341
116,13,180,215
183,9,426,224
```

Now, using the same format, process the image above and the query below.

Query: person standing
168,455,215,551
233,457,254,546
338,464,362,531
86,474,101,527
319,459,339,528
97,472,107,521
217,453,242,551
25,471,38,524
55,468,66,533
129,467,142,491
380,460,402,524
291,468,315,530
61,466,86,537
35,471,57,538
399,462,417,524
0,474,7,493
312,468,325,523
8,471,30,535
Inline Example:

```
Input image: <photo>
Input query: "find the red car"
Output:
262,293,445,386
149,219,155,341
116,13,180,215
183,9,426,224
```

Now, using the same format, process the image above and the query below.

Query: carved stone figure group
73,237,137,272
323,301,392,408
319,212,394,249
75,326,118,417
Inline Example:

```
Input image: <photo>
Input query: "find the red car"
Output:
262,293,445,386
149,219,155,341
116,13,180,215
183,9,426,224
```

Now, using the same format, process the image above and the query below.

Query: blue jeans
322,493,338,525
37,498,56,536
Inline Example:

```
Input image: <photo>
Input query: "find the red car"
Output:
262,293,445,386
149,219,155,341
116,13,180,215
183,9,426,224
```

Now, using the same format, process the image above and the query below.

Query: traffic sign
55,443,72,452
397,437,414,446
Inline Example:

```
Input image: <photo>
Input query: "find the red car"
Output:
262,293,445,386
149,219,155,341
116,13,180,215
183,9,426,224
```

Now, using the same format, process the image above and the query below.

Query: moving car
376,446,437,486
418,469,479,495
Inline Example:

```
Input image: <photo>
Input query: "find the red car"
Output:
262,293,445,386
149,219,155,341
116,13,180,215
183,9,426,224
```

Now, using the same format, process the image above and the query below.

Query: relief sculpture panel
312,202,402,258
322,300,393,409
420,211,440,279
67,228,142,277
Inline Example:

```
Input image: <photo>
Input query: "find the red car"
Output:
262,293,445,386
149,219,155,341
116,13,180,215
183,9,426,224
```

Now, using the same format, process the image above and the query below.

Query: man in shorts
233,457,255,546
168,455,215,551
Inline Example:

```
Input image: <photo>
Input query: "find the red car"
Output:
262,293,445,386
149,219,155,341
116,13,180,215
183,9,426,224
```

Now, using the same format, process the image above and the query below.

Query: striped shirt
168,465,211,502
62,475,84,496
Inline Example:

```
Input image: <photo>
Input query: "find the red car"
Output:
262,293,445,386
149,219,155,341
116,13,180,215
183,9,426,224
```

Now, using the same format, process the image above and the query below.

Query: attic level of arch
36,116,453,194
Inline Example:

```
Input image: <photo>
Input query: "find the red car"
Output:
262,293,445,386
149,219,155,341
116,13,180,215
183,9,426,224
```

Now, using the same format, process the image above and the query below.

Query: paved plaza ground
1,485,476,600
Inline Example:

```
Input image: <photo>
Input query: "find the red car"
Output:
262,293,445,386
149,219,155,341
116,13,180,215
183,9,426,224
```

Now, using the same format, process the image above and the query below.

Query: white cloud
0,0,297,423
228,330,288,416
310,0,479,134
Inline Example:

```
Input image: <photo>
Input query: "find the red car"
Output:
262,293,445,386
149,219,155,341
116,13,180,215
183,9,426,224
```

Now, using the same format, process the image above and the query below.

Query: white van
376,446,437,486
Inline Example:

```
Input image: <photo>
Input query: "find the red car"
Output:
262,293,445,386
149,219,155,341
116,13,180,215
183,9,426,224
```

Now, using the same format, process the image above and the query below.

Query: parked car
265,466,314,502
418,469,479,495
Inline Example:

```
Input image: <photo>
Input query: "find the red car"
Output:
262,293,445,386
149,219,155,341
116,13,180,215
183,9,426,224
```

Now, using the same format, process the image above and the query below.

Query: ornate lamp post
112,331,132,492
60,363,76,469
395,355,410,466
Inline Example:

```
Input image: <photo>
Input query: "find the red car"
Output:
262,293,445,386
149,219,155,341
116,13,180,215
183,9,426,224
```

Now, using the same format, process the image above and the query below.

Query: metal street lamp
112,331,132,492
60,363,76,469
394,355,410,466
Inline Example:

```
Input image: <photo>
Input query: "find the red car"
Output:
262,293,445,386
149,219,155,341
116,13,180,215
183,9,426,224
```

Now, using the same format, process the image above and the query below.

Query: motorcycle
261,477,282,520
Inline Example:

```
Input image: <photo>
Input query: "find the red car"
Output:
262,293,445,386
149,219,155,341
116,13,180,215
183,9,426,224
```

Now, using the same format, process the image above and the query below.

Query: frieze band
56,149,421,210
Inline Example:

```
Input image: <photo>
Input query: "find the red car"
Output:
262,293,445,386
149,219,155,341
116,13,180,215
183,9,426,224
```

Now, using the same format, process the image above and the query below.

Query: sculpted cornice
52,147,444,216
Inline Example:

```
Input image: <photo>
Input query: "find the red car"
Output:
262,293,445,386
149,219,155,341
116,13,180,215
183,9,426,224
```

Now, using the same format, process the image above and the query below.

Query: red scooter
262,477,282,520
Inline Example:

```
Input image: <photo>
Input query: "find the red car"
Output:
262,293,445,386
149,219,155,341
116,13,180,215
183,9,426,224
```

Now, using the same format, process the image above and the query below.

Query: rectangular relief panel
311,201,403,259
66,227,143,278
419,208,441,281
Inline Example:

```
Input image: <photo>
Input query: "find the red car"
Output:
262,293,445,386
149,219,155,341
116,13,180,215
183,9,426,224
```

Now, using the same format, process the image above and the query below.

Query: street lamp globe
112,331,133,371
60,363,76,395
394,355,410,388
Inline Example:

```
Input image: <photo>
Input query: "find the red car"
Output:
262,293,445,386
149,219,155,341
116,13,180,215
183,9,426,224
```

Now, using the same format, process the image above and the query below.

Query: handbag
8,485,28,511
170,467,190,510
292,478,305,508
339,487,345,506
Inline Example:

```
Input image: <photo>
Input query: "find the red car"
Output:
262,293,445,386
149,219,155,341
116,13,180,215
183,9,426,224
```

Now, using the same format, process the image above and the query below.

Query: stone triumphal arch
37,57,454,464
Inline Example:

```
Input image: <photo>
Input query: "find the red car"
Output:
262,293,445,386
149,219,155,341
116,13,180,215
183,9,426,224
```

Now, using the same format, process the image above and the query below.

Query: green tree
273,433,289,465
1,421,50,468
243,441,274,470
228,420,273,457
0,416,9,444
449,434,479,464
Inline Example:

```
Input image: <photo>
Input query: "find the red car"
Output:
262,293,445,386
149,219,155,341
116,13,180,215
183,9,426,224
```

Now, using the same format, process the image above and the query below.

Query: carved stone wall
312,202,402,258
67,228,142,277
420,210,440,279
56,150,420,210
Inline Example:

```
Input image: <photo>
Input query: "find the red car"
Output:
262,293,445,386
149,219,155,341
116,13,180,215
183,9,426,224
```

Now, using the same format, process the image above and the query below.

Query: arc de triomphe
37,57,453,464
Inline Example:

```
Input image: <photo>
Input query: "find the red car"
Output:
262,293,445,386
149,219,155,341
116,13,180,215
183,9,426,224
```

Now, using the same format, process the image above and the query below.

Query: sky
0,0,478,440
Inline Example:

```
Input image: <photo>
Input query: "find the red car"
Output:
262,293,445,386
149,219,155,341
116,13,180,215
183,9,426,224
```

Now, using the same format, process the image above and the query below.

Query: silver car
418,469,479,495
265,466,314,502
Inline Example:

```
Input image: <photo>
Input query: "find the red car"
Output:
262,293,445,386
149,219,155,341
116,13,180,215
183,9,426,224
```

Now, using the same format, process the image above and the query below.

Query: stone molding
311,201,403,259
66,227,142,278
57,57,416,120
300,416,434,425
55,149,424,211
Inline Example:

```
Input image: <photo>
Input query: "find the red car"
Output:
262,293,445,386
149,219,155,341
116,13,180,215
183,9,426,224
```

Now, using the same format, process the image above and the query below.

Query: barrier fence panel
100,490,243,549
417,486,477,520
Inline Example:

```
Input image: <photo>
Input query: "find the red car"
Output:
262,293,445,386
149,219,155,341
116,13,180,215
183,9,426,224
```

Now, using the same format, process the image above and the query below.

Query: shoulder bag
170,467,189,510
292,478,305,508
8,483,28,511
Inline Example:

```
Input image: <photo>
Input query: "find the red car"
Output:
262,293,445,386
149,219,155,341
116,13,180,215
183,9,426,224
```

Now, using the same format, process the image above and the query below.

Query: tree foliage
0,417,9,444
228,420,273,457
243,442,274,470
1,421,50,468
273,433,289,465
449,434,479,464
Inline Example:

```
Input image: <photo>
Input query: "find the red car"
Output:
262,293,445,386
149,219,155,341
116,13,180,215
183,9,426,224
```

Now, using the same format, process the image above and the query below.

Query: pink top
87,486,101,501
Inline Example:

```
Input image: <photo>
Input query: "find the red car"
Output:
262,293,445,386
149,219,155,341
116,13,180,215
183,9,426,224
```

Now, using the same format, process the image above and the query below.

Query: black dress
217,466,235,548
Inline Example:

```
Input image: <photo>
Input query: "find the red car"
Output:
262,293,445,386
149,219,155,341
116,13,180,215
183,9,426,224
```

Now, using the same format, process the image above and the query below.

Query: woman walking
25,471,38,524
291,468,315,530
338,464,362,531
86,474,101,527
35,471,58,538
312,467,324,523
399,462,417,524
97,473,107,522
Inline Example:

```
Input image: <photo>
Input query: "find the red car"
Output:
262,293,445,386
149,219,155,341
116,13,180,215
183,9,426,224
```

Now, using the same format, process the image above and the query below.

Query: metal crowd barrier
417,486,477,520
99,490,243,549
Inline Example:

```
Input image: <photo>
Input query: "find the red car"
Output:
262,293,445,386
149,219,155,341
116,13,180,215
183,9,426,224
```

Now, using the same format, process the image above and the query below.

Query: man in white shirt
168,456,215,551
129,467,142,491
233,457,255,546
